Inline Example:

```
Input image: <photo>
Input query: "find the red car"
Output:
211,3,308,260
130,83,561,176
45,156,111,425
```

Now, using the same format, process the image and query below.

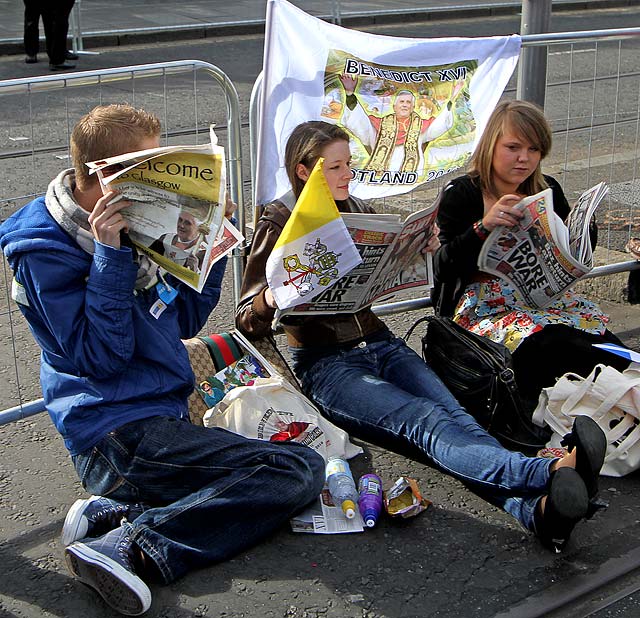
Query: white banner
256,0,521,203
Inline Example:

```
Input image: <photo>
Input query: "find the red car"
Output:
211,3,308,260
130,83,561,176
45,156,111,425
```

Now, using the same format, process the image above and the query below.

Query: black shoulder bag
405,315,549,454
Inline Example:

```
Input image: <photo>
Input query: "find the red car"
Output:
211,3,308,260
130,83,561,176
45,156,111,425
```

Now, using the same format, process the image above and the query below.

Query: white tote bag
533,363,640,477
203,376,362,462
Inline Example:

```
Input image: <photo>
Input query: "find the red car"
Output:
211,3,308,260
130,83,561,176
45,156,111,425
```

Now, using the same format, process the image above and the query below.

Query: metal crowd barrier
0,60,245,424
2,26,640,426
1,1,633,48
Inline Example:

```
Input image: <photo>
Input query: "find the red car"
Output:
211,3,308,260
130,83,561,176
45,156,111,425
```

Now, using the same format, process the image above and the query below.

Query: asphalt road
1,5,640,618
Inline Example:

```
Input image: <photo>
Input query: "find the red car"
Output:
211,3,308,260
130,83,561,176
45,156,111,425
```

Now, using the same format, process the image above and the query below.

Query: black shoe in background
65,50,79,60
49,61,76,71
25,55,38,64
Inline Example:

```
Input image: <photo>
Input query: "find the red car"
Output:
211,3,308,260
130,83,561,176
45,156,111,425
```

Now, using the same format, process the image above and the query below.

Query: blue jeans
290,331,553,532
72,416,325,584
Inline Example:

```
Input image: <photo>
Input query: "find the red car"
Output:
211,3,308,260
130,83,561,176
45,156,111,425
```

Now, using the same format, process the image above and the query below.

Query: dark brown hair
284,121,350,198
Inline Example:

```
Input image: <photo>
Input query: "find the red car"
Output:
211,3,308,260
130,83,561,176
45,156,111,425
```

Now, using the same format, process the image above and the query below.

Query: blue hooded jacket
0,196,226,455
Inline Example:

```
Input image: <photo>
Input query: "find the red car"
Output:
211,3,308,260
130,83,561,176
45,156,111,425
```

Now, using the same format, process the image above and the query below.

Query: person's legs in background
23,0,41,63
42,1,76,69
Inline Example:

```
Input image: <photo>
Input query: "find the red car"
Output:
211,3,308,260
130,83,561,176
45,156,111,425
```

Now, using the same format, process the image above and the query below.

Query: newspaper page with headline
86,133,243,292
279,204,438,315
477,182,608,309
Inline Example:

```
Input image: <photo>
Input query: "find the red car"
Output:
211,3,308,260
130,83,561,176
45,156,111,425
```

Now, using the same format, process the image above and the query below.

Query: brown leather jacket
235,194,387,347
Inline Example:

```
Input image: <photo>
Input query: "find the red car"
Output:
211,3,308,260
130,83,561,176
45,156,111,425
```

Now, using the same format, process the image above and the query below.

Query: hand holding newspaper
477,182,608,309
265,158,362,310
279,204,438,315
86,128,243,292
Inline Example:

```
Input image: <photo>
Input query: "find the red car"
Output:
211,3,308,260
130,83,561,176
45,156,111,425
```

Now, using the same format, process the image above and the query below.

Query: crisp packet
383,476,431,518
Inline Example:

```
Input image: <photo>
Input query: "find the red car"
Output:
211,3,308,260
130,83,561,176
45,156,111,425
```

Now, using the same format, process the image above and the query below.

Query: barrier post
69,0,83,53
331,0,342,25
516,0,552,107
69,0,100,56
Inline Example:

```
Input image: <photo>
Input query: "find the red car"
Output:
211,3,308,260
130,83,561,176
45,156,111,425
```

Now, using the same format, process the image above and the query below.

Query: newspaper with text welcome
279,204,438,315
477,182,608,309
86,132,243,292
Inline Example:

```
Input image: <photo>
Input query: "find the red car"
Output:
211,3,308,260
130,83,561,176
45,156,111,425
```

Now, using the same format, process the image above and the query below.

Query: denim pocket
76,446,131,498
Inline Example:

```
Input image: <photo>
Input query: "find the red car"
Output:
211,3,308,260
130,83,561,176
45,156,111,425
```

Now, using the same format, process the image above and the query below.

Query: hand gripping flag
266,159,362,310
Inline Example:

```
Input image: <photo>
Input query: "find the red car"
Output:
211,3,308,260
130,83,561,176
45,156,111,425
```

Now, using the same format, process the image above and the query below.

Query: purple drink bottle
358,473,383,528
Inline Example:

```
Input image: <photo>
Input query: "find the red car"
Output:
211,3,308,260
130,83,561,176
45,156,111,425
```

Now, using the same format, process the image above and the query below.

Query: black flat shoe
534,467,588,553
25,55,38,64
65,50,79,60
562,415,607,507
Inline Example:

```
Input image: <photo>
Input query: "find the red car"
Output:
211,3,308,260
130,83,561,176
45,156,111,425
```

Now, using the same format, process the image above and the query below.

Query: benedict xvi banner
256,0,521,204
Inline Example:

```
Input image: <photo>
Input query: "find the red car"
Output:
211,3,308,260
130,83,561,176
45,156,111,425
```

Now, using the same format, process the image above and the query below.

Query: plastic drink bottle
357,473,383,528
325,457,359,519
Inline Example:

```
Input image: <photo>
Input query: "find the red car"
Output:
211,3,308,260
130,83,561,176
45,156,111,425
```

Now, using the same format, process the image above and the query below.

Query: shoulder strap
404,315,432,342
200,333,244,371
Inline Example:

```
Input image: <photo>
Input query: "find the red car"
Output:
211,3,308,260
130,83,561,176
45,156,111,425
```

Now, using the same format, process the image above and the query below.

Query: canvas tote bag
203,376,362,462
533,363,640,477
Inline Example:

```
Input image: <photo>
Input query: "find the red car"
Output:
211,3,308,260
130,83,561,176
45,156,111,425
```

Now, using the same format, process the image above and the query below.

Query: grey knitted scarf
45,169,158,290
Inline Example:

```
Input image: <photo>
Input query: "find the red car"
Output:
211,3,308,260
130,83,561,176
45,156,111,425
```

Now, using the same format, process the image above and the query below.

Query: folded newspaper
290,484,365,534
279,205,438,315
477,182,608,309
86,130,243,292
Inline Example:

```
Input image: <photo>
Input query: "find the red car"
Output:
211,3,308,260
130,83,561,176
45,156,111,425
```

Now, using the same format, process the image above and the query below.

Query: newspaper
477,182,608,309
195,352,268,408
86,131,243,292
290,484,365,534
279,205,438,315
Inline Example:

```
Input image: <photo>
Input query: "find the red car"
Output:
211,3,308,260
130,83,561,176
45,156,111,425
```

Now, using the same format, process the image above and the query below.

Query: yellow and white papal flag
266,159,362,310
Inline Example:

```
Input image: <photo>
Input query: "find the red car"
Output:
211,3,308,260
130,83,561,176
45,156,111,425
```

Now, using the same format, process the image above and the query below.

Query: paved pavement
0,0,636,55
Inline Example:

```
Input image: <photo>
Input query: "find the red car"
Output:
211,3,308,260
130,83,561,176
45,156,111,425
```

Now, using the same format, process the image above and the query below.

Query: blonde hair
70,104,161,191
469,100,552,198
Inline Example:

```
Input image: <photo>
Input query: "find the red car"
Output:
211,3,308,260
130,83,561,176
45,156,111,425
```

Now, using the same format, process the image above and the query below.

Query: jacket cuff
463,224,486,249
92,241,137,291
252,288,277,321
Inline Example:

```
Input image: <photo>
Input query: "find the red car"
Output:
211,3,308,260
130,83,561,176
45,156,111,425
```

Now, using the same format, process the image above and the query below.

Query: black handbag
405,315,549,454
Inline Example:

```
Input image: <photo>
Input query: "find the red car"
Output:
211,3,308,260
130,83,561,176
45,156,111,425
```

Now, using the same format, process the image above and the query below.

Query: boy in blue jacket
0,104,324,616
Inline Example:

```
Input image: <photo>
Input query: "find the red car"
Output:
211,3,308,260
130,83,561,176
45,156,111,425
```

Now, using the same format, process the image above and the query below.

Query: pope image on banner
256,0,521,204
266,158,362,310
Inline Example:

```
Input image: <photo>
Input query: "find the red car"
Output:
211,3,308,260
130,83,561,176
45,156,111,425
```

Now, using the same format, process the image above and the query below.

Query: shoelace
92,503,131,528
116,534,134,571
89,504,129,524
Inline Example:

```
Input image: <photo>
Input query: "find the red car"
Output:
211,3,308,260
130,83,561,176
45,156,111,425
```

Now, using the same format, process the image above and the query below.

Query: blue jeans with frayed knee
291,331,553,531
